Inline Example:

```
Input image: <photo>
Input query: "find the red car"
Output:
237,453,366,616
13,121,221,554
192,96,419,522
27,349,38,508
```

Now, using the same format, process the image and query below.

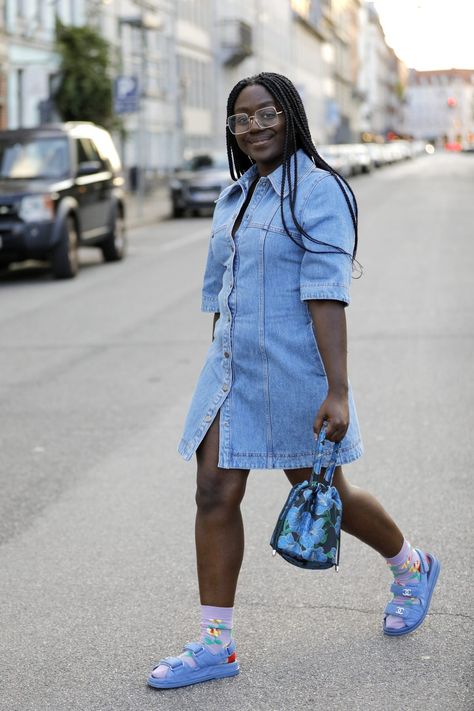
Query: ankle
199,604,234,652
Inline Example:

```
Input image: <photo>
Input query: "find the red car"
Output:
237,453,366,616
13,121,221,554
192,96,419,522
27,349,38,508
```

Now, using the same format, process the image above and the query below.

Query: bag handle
310,424,342,486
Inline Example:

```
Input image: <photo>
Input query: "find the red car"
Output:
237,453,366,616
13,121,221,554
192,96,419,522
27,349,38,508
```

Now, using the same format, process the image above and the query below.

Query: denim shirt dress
178,149,363,469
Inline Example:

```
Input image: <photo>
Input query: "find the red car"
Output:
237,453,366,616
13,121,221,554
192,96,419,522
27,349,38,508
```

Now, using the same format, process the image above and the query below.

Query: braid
225,72,360,268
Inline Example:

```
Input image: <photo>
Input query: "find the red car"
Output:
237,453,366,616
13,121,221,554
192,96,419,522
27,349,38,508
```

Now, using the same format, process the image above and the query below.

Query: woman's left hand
314,391,349,443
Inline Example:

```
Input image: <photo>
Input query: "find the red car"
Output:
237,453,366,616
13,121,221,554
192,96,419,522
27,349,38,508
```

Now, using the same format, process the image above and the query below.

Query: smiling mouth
247,134,273,145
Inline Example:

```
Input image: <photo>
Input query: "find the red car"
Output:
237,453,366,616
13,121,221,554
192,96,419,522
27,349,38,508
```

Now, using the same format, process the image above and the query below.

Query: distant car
317,145,353,178
0,122,126,278
365,142,386,168
170,152,233,217
351,143,373,173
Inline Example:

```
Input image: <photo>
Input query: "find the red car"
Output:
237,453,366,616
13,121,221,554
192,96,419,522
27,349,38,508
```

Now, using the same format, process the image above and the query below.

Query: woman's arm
307,299,349,443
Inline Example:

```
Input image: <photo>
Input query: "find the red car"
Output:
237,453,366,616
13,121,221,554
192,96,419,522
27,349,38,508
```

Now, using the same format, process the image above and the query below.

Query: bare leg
284,466,403,558
195,412,249,606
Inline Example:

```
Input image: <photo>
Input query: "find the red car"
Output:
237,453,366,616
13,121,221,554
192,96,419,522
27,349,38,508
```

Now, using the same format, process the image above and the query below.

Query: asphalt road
0,153,473,711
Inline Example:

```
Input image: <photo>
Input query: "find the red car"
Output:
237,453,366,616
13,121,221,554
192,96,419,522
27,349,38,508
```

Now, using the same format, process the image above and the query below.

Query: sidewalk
125,185,172,229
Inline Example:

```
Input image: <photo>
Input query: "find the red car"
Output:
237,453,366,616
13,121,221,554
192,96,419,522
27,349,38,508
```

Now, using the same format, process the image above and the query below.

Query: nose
248,115,264,133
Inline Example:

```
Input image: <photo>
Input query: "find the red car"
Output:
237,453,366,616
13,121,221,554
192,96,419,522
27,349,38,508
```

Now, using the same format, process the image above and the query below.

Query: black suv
0,122,126,278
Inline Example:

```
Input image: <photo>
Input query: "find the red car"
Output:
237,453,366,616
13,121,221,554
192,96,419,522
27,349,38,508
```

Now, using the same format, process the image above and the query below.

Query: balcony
218,19,253,66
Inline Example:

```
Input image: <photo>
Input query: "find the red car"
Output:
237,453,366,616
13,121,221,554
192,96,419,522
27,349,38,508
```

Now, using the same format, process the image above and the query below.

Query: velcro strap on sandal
384,601,409,618
183,643,221,669
390,582,421,598
384,601,421,625
157,656,184,670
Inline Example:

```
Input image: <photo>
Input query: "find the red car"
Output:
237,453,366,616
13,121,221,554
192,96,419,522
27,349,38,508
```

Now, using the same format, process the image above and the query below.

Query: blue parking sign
114,76,139,114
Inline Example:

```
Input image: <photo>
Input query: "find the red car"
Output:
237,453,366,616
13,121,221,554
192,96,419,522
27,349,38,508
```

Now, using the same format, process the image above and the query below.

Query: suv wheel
51,216,79,279
101,212,126,262
172,204,185,218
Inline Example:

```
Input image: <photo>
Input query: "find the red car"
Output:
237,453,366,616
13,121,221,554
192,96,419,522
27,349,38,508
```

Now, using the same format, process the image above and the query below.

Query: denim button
204,415,212,422
224,352,229,358
222,384,229,392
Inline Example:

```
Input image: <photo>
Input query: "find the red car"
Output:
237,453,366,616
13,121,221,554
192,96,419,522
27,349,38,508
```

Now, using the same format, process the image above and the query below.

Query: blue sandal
147,641,239,689
383,549,440,637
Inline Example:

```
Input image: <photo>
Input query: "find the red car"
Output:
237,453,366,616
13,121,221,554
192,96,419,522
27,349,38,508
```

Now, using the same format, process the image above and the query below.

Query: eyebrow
232,100,276,113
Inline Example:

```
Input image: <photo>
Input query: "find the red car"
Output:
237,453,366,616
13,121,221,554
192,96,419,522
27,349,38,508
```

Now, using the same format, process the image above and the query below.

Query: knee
195,469,247,516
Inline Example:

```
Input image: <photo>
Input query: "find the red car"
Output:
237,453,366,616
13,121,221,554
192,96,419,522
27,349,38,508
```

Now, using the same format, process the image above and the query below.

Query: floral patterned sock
384,539,428,631
198,605,234,653
151,606,234,679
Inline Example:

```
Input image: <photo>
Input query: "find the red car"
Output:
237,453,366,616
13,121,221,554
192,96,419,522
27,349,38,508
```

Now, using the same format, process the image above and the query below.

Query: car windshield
0,137,70,179
182,153,228,171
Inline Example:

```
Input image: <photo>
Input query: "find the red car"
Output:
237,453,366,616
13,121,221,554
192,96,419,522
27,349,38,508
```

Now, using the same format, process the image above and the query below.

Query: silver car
170,152,233,218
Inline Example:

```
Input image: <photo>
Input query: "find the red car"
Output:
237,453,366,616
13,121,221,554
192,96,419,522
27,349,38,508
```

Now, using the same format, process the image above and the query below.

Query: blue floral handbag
270,427,342,570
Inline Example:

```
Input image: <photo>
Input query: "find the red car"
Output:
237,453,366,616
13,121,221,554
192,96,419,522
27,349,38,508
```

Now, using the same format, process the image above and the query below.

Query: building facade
357,1,404,140
0,0,409,175
330,0,362,143
290,0,334,146
0,0,8,129
4,0,86,129
403,69,474,146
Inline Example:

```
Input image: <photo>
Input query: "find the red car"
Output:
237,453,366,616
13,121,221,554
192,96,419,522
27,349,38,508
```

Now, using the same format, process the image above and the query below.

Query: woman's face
232,84,286,177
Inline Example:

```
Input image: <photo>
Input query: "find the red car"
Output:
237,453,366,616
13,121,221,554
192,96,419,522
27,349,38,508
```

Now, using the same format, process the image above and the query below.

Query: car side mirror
77,160,102,177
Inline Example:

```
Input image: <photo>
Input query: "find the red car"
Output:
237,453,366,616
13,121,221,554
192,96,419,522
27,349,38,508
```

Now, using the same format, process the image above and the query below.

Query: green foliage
53,20,114,127
395,80,406,102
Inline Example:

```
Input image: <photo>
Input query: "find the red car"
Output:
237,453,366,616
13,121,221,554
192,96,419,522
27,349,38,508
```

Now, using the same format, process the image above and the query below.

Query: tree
53,20,114,128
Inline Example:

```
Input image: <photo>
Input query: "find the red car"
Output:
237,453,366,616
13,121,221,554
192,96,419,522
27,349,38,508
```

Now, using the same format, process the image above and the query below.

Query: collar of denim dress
233,149,316,199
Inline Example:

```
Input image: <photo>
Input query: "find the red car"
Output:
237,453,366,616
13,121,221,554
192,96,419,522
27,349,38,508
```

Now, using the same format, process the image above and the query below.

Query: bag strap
310,424,342,486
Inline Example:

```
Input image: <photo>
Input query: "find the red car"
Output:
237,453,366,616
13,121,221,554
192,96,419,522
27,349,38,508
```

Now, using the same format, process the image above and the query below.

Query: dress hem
178,439,363,470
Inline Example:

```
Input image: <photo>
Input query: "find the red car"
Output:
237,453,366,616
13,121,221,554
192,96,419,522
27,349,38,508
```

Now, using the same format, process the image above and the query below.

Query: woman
147,73,440,690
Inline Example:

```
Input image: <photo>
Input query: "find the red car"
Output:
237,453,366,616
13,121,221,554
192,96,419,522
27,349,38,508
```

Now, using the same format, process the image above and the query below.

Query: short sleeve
201,236,225,312
299,175,356,306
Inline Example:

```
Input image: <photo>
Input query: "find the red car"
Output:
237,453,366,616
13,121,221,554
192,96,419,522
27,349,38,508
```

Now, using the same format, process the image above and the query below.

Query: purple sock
384,539,427,631
198,605,234,651
151,605,234,679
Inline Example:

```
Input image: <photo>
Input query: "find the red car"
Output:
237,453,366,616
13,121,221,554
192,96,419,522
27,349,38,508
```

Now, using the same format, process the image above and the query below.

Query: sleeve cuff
300,285,350,305
201,294,220,313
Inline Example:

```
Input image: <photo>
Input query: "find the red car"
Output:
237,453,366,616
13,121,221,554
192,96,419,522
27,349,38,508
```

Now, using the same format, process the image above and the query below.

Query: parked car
170,152,233,217
351,143,373,173
365,142,386,168
317,145,353,178
0,122,126,278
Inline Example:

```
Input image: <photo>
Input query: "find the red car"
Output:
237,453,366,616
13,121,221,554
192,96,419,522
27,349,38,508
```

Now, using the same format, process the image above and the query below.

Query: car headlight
19,195,55,222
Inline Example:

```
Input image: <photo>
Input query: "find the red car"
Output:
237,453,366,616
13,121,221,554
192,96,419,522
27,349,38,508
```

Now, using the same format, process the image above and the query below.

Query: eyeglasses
227,106,283,135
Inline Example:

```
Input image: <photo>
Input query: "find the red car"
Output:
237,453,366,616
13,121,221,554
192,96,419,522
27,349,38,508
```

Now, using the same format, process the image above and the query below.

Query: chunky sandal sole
147,661,240,689
383,552,440,637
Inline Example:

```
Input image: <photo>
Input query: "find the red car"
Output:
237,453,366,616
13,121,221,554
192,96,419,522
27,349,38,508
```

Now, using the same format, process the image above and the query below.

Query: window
16,68,24,128
0,136,70,179
77,138,103,166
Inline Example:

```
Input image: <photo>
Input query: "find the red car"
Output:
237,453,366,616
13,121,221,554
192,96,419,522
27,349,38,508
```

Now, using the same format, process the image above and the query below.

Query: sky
373,0,474,70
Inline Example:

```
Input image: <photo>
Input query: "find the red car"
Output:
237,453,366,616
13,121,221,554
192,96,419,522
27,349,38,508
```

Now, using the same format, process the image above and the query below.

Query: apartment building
330,0,362,142
358,1,404,139
0,0,8,129
404,68,474,145
0,0,407,175
290,0,335,145
4,0,86,128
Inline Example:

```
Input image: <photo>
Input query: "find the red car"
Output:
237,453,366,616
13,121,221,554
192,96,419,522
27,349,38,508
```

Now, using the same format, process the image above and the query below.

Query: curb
125,189,172,230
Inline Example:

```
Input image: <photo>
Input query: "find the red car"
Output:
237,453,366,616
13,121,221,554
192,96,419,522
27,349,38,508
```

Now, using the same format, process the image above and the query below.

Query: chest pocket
211,226,232,265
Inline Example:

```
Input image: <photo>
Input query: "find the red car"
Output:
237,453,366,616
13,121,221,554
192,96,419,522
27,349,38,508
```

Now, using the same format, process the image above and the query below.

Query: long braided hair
226,72,359,265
